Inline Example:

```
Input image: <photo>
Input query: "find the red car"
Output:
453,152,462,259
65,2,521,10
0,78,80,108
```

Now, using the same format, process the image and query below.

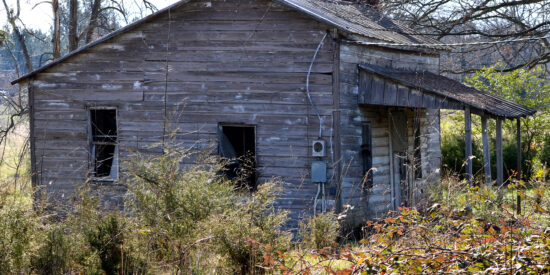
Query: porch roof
359,64,536,119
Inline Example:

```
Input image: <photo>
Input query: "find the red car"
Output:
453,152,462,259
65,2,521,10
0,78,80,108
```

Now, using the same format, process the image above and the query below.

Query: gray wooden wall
337,43,441,228
26,0,442,228
28,0,337,224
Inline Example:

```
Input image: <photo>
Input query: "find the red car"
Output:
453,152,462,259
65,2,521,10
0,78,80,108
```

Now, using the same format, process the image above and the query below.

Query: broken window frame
217,123,257,191
88,106,119,181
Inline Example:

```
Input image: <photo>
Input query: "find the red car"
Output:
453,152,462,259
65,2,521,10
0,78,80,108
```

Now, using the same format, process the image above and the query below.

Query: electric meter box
312,139,326,157
311,160,327,183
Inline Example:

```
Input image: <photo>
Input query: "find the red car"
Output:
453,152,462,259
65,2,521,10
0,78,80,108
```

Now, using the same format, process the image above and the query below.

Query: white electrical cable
310,33,329,216
321,182,326,213
306,33,328,139
313,183,321,216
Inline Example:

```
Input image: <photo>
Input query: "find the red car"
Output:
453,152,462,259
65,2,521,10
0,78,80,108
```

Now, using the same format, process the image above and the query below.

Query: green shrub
31,226,71,275
124,143,291,273
299,211,340,249
86,215,124,275
0,191,35,274
211,182,291,274
441,133,483,178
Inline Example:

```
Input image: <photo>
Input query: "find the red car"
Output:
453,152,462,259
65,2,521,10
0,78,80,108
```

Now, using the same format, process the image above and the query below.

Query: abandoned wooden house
12,0,535,229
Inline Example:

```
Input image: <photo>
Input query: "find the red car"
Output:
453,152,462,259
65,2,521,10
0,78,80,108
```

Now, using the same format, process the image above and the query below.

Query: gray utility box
311,160,327,183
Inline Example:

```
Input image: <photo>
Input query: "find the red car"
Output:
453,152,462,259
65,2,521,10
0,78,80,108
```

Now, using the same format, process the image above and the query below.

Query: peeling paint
35,81,58,88
265,137,281,142
47,102,70,107
101,84,123,90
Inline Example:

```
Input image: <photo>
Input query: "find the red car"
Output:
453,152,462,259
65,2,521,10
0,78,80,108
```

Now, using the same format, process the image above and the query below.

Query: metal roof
359,64,536,119
275,0,444,49
12,0,446,85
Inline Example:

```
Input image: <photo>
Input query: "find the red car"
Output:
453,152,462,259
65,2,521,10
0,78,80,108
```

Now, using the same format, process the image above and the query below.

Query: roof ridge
12,0,445,84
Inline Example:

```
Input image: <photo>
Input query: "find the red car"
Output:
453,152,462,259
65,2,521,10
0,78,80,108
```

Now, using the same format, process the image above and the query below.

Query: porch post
481,115,491,185
464,107,473,184
496,118,503,186
516,118,522,214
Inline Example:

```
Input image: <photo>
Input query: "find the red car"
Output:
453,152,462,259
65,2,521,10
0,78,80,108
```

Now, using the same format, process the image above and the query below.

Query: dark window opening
361,122,373,189
218,125,256,191
413,110,422,179
90,109,118,179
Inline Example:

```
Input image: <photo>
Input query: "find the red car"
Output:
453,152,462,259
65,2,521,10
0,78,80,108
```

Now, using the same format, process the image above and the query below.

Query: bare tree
377,0,550,73
69,0,79,52
2,0,33,72
52,0,61,59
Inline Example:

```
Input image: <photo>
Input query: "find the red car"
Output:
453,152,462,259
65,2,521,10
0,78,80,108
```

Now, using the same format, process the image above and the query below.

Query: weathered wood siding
338,43,441,228
29,0,337,225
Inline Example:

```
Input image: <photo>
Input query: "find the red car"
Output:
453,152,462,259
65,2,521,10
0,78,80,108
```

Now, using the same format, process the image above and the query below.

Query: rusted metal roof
359,64,536,118
12,0,446,85
275,0,444,49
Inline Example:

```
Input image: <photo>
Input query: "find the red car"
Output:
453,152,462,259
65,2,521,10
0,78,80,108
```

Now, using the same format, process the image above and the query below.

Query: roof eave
11,0,191,85
359,64,536,119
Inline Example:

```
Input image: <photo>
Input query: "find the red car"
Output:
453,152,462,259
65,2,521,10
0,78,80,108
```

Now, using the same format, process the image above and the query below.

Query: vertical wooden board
422,93,436,109
383,83,398,106
359,71,374,104
370,76,385,104
481,116,491,185
516,119,522,179
496,118,503,186
409,89,422,107
396,85,409,106
464,107,473,183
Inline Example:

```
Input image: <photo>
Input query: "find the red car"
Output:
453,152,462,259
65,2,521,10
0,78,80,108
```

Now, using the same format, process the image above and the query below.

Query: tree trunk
68,0,79,52
85,0,101,44
1,0,33,72
52,0,61,59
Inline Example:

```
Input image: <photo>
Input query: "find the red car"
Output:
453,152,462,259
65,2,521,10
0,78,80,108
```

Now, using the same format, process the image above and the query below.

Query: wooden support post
464,107,473,184
481,115,491,185
516,118,522,215
496,118,503,186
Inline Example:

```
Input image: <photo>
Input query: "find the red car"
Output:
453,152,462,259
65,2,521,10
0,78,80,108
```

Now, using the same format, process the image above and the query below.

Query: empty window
90,108,118,179
361,122,373,189
218,125,256,191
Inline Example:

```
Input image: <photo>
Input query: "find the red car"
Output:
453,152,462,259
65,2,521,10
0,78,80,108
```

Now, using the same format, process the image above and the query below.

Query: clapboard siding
30,0,336,223
338,43,441,228
26,0,445,229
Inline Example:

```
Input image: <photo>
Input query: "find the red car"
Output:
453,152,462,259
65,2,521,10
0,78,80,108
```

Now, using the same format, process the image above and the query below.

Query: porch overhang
358,64,536,119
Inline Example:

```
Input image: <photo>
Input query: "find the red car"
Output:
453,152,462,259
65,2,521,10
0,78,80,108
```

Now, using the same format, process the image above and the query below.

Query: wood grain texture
26,0,444,228
29,0,336,222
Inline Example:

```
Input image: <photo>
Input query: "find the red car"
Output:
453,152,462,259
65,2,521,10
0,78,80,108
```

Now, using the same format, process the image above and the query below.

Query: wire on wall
306,32,328,139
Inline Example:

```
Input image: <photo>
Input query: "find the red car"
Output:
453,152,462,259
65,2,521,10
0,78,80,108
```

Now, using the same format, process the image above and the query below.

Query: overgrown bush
299,212,340,250
0,190,35,274
86,215,124,274
124,143,291,273
31,226,72,275
441,132,483,177
257,178,550,274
